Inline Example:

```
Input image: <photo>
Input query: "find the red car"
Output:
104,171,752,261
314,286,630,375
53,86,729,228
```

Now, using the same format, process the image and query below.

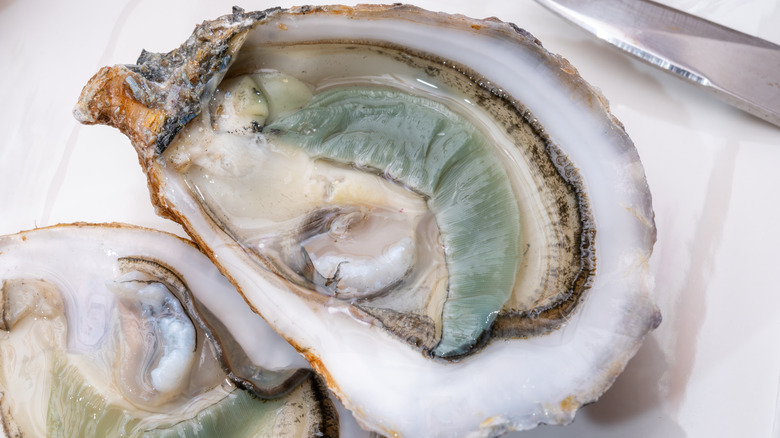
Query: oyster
0,224,337,437
75,5,660,436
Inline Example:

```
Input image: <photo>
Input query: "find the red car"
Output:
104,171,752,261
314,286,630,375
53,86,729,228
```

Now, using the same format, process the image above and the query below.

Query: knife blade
533,0,780,127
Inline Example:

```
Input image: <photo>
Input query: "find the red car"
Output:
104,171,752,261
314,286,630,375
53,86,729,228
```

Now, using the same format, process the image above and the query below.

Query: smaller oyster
0,224,338,437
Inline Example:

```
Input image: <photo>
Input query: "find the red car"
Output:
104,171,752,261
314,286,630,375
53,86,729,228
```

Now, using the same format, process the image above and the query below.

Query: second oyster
0,224,336,437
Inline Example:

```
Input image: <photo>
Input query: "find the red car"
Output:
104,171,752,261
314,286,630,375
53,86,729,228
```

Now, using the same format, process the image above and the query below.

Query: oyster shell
75,5,660,436
0,224,337,437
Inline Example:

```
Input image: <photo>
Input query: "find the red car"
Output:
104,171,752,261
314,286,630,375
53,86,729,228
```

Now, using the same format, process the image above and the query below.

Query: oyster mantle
75,5,660,437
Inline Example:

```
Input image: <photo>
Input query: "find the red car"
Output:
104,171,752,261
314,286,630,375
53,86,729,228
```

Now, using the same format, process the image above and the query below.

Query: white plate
1,1,779,436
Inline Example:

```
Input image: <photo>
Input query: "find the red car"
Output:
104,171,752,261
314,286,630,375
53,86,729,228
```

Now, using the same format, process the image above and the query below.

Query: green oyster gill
266,86,521,357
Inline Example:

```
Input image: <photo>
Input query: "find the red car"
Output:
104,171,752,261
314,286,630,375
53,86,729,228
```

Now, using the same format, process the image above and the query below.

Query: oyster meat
75,5,660,437
0,224,337,437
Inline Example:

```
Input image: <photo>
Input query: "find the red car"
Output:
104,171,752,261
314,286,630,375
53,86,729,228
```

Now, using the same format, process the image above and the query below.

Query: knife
533,0,780,127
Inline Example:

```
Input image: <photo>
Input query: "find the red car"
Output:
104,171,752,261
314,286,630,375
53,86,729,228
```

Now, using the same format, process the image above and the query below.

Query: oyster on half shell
0,224,337,437
75,5,660,436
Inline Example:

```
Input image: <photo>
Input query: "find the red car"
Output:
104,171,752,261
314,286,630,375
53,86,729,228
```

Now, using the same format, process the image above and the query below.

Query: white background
1,1,779,436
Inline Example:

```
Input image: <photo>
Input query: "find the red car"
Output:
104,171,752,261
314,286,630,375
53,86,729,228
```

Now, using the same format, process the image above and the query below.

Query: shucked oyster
0,224,337,437
75,5,660,436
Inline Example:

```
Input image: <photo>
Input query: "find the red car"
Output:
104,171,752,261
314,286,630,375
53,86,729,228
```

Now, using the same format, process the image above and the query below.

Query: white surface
1,1,779,437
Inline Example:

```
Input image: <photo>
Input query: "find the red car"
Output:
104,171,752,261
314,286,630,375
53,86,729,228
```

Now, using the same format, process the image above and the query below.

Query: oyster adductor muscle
75,5,660,437
0,224,337,437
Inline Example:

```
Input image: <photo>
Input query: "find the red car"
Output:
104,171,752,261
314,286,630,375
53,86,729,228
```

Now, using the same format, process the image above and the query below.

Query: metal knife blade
534,0,780,127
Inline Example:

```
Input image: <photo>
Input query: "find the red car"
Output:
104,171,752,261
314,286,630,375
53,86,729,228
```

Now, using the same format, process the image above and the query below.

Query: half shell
75,5,660,436
0,224,336,437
